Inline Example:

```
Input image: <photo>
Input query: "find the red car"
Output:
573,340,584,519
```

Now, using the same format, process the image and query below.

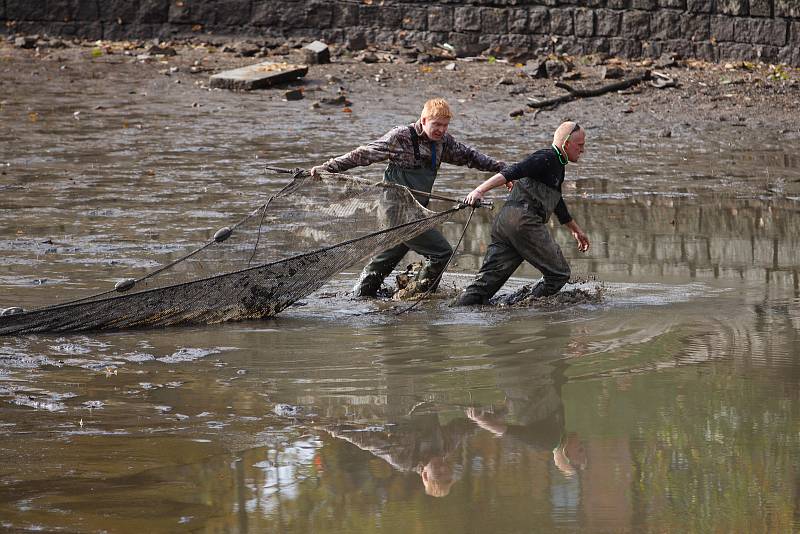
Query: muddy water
2,53,800,532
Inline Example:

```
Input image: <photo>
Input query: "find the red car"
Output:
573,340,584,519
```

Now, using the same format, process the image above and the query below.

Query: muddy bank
2,35,799,135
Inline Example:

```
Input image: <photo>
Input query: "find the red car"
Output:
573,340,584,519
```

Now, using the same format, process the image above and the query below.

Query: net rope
0,171,463,335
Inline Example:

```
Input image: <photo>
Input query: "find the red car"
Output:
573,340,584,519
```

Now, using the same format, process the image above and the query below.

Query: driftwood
527,70,652,109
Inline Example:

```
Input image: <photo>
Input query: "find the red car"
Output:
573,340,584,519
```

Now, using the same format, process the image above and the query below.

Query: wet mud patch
491,283,606,309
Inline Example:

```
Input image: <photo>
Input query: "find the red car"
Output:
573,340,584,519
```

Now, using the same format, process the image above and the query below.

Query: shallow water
2,52,800,532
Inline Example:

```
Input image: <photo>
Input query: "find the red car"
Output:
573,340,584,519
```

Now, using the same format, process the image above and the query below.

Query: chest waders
458,151,572,305
353,128,454,297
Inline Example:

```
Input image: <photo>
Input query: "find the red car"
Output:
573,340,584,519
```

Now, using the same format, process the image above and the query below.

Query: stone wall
2,1,799,65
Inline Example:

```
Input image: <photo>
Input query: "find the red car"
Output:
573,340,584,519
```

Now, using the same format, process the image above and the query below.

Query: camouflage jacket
321,120,506,174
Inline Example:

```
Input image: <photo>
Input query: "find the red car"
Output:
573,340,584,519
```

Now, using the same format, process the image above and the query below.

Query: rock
42,39,68,49
209,61,309,91
235,42,260,57
360,52,379,64
14,36,37,49
445,62,456,71
303,40,330,65
1,307,24,316
485,45,529,63
656,54,679,69
545,59,567,79
320,95,352,106
273,44,290,56
601,66,626,79
399,47,418,60
496,77,514,86
509,109,525,117
523,59,547,78
147,45,177,56
657,128,672,137
454,42,486,59
346,34,367,52
584,53,608,66
284,89,304,101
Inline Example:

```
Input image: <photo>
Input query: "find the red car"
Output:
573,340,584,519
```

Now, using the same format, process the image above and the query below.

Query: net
0,171,463,335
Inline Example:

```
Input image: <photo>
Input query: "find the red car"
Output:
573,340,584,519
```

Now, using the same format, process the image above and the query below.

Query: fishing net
0,171,464,335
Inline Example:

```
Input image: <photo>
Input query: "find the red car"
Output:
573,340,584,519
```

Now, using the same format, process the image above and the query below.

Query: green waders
458,181,571,305
354,162,453,297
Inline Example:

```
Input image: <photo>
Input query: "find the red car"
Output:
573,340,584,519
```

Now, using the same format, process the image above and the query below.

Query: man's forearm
474,173,508,195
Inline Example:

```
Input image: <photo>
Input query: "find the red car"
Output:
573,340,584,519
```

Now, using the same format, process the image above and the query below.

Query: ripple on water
49,343,92,355
61,358,125,371
9,395,64,411
121,352,157,363
0,353,61,369
9,391,77,412
157,347,223,363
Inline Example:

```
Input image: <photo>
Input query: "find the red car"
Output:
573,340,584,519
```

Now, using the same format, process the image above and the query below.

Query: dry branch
527,70,652,109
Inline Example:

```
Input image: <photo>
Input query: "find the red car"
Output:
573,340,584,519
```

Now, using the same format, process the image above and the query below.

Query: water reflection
439,195,800,299
0,280,798,531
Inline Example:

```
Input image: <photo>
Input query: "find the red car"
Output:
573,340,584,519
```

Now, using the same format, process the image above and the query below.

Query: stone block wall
2,0,799,65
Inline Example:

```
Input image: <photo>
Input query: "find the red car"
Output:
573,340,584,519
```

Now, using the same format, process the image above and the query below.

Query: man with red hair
311,98,505,297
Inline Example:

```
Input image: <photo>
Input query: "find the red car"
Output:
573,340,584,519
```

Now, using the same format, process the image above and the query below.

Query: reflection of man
465,356,587,477
318,411,474,497
553,433,586,477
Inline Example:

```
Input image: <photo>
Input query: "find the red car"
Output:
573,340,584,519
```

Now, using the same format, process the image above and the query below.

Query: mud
492,282,606,308
2,36,800,534
2,37,799,140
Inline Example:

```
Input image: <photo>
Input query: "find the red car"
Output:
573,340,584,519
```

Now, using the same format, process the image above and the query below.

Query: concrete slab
209,61,308,91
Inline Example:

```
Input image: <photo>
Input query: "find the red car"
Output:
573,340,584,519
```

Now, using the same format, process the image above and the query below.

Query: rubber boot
416,261,446,293
353,270,385,298
456,292,485,306
530,279,566,299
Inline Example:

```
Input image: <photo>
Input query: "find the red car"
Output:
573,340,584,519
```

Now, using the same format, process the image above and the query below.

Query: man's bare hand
310,165,325,178
466,407,507,436
464,188,485,207
572,228,590,252
565,220,590,252
505,180,515,192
